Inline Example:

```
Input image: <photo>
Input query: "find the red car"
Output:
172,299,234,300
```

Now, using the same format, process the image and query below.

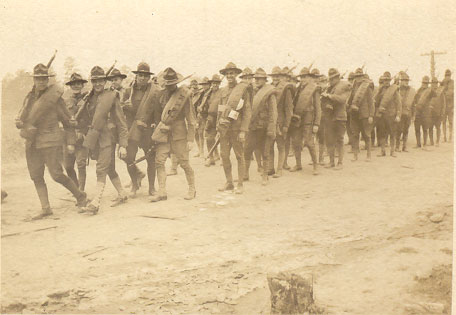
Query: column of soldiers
15,57,453,220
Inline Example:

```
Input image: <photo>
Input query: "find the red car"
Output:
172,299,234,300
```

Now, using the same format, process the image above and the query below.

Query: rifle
206,133,221,160
47,50,58,68
308,61,315,72
340,70,348,79
74,60,117,121
128,146,155,166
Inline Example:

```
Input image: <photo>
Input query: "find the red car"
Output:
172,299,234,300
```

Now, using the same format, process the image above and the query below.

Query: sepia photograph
0,0,454,313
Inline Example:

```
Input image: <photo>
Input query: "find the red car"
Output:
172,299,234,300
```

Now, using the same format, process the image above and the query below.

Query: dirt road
1,138,453,314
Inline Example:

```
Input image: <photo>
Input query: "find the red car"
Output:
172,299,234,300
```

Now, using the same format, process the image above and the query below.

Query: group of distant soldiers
15,56,454,220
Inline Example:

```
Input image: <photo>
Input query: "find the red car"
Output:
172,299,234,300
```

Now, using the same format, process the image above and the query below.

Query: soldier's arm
313,89,322,126
267,94,278,136
330,85,350,106
367,86,374,118
184,95,196,142
395,89,402,118
111,96,129,147
284,89,293,130
240,90,252,132
57,97,76,146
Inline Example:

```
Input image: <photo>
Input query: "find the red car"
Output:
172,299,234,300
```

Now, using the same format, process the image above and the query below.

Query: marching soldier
428,77,446,146
396,72,416,152
150,67,196,202
16,63,89,219
190,79,205,157
289,66,321,174
123,62,157,197
321,68,351,169
216,62,252,194
347,68,375,161
317,73,328,164
107,68,128,99
244,68,277,185
374,72,402,157
413,76,432,147
204,74,223,166
441,69,454,142
194,77,211,158
240,67,254,84
63,73,89,190
78,66,129,214
269,66,293,178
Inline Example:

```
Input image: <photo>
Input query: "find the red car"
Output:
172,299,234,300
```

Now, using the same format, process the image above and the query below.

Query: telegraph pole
421,50,447,78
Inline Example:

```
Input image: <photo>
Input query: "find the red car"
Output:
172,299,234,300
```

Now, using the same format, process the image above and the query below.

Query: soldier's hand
15,118,24,129
368,117,373,124
395,116,401,123
187,141,193,152
67,145,75,155
312,125,319,134
282,127,288,136
238,131,246,143
118,147,127,160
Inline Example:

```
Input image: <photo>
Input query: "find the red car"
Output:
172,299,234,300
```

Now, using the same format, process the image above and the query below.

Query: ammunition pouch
19,124,38,142
151,121,170,143
83,128,100,151
290,114,302,128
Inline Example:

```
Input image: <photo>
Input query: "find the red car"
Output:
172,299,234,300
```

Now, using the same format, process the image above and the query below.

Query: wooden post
421,50,447,78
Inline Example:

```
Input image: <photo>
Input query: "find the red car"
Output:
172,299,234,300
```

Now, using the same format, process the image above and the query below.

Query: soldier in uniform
244,68,277,185
347,68,375,161
269,66,293,178
149,68,196,202
428,77,446,146
240,67,254,84
317,73,328,164
289,66,321,174
374,72,402,157
107,68,127,98
413,76,431,147
204,74,223,167
78,66,129,214
395,72,416,152
194,77,211,158
123,62,157,197
16,64,89,219
63,73,89,190
321,68,351,169
216,62,252,194
190,79,205,157
441,69,454,142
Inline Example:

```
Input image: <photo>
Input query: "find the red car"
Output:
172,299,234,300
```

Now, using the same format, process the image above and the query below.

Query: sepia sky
0,0,455,86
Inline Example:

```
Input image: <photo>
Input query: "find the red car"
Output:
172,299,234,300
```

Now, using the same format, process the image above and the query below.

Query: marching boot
219,162,234,191
183,166,196,200
261,174,269,186
351,152,358,162
337,142,344,166
308,147,319,175
150,167,167,202
235,159,245,194
318,146,325,165
325,148,336,168
110,176,128,207
32,181,53,220
127,163,139,198
377,143,386,157
78,167,86,191
65,167,79,188
148,164,156,196
244,159,251,181
366,142,372,161
273,169,283,178
81,181,105,215
59,175,88,207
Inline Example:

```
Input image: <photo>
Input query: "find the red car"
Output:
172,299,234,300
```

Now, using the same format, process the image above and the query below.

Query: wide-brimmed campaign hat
107,68,127,80
239,67,254,78
298,67,311,77
209,74,222,83
31,63,55,77
199,77,210,85
422,76,430,83
268,66,282,76
399,72,410,81
162,67,184,86
219,62,242,76
90,66,106,80
310,68,322,78
132,62,154,75
352,68,364,78
253,68,268,79
65,72,88,85
382,71,392,81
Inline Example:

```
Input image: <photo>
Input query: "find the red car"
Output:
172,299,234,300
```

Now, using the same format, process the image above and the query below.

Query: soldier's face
400,80,409,87
70,82,83,92
422,83,429,88
165,83,177,92
202,84,210,91
34,77,49,91
431,82,438,90
111,77,123,89
255,77,267,88
136,73,150,86
91,79,106,93
191,84,198,92
211,82,220,91
226,70,237,84
271,76,280,85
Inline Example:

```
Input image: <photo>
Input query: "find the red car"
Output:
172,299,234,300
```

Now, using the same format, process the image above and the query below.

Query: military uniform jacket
412,86,428,118
376,84,402,118
157,87,196,142
430,87,446,119
65,91,88,116
399,86,416,117
348,79,374,119
325,80,351,121
249,84,278,134
274,81,294,130
123,84,149,129
78,89,128,148
294,82,322,125
217,82,252,132
442,78,454,111
21,86,76,149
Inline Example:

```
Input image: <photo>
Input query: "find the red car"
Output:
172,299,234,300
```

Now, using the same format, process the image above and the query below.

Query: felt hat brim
65,79,88,85
220,67,242,75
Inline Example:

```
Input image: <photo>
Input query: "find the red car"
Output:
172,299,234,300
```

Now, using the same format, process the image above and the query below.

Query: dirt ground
1,132,453,314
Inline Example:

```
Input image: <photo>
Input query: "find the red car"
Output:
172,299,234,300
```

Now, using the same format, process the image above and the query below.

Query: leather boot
65,167,78,188
261,174,269,186
111,176,128,207
78,167,86,191
336,143,344,165
147,162,156,196
183,166,196,200
244,159,251,181
326,148,336,168
150,166,167,202
81,181,105,215
32,181,52,220
60,175,86,205
351,152,358,162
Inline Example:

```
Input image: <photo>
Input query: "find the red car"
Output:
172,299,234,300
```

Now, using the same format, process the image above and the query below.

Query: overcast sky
1,0,454,85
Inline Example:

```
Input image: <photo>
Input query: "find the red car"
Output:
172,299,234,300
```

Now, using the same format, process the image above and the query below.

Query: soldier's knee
31,176,45,185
